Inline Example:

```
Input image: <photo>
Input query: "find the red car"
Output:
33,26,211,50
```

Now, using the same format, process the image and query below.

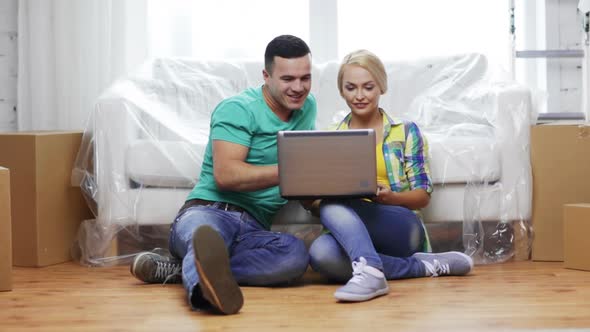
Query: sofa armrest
93,97,141,222
421,83,533,224
490,84,534,221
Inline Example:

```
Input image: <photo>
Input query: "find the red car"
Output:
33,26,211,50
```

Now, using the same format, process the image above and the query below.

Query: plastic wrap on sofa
71,54,533,266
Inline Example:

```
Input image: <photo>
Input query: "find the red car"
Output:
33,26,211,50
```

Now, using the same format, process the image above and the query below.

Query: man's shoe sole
193,225,244,315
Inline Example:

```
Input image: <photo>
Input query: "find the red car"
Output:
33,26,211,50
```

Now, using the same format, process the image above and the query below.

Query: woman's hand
300,199,321,217
374,182,396,205
373,183,430,209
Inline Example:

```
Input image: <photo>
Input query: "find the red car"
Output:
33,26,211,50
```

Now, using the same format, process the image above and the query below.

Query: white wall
0,0,17,131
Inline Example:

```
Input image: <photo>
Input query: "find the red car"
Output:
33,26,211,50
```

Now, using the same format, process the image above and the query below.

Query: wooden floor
1,261,590,331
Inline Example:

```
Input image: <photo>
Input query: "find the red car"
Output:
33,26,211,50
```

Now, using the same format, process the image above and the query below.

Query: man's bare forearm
214,161,279,192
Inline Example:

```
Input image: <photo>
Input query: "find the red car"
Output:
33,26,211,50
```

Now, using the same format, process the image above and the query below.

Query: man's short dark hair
264,35,311,74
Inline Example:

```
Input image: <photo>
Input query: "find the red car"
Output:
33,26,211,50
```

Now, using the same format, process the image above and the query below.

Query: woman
308,50,473,302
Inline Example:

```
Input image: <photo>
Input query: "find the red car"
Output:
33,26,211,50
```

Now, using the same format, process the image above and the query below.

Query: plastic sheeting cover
71,53,534,266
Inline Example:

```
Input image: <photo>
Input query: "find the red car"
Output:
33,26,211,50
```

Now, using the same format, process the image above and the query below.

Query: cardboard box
563,204,590,271
0,167,12,291
0,131,93,267
531,124,590,261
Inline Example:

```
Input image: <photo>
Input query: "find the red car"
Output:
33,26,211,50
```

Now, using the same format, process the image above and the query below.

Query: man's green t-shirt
186,86,316,229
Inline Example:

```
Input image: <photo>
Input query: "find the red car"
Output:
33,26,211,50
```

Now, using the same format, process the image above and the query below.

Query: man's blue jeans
309,199,426,282
169,202,309,310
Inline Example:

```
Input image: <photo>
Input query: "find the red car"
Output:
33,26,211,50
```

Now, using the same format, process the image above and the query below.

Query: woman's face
340,64,381,118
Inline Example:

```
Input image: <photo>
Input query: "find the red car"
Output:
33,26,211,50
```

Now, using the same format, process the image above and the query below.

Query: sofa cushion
126,135,500,189
126,140,204,188
428,135,500,184
105,188,191,225
424,183,504,222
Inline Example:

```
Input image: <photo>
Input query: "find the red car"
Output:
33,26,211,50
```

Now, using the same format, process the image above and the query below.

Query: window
147,0,309,60
338,0,510,70
147,0,509,69
513,0,586,115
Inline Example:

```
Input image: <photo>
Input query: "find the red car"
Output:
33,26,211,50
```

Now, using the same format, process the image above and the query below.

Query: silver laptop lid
277,129,377,199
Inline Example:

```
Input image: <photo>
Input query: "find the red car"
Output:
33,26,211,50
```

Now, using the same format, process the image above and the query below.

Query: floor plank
1,261,590,331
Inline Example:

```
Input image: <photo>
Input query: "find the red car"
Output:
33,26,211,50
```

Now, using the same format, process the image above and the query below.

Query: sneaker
413,251,474,277
333,257,389,302
193,225,243,315
130,251,182,284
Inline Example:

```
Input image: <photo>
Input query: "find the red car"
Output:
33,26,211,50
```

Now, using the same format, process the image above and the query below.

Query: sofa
72,53,534,266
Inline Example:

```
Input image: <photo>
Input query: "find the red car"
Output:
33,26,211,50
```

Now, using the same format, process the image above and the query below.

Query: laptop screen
277,129,377,199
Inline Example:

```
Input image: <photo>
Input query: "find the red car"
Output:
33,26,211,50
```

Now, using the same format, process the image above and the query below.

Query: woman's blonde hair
337,49,388,95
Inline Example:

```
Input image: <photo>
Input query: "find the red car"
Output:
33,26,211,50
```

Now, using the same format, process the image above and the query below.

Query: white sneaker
334,257,389,302
413,251,474,277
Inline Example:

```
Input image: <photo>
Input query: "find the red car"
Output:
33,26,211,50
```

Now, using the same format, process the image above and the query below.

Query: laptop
277,129,377,199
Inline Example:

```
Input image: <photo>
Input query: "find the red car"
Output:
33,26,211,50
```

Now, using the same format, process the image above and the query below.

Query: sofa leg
512,220,532,261
424,222,464,252
116,224,172,260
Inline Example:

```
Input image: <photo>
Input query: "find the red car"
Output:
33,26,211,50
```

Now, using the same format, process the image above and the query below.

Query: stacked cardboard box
531,124,590,261
0,167,12,291
0,131,93,267
563,204,590,271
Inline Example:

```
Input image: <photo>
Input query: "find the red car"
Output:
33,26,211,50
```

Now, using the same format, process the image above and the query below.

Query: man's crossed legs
132,204,309,315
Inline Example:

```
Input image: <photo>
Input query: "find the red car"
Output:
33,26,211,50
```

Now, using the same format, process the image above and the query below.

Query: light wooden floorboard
1,261,590,331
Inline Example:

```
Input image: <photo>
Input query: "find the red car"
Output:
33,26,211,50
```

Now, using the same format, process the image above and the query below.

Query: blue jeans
309,199,426,282
168,203,309,310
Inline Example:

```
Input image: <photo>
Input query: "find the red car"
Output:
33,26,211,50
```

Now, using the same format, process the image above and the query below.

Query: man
130,35,316,315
